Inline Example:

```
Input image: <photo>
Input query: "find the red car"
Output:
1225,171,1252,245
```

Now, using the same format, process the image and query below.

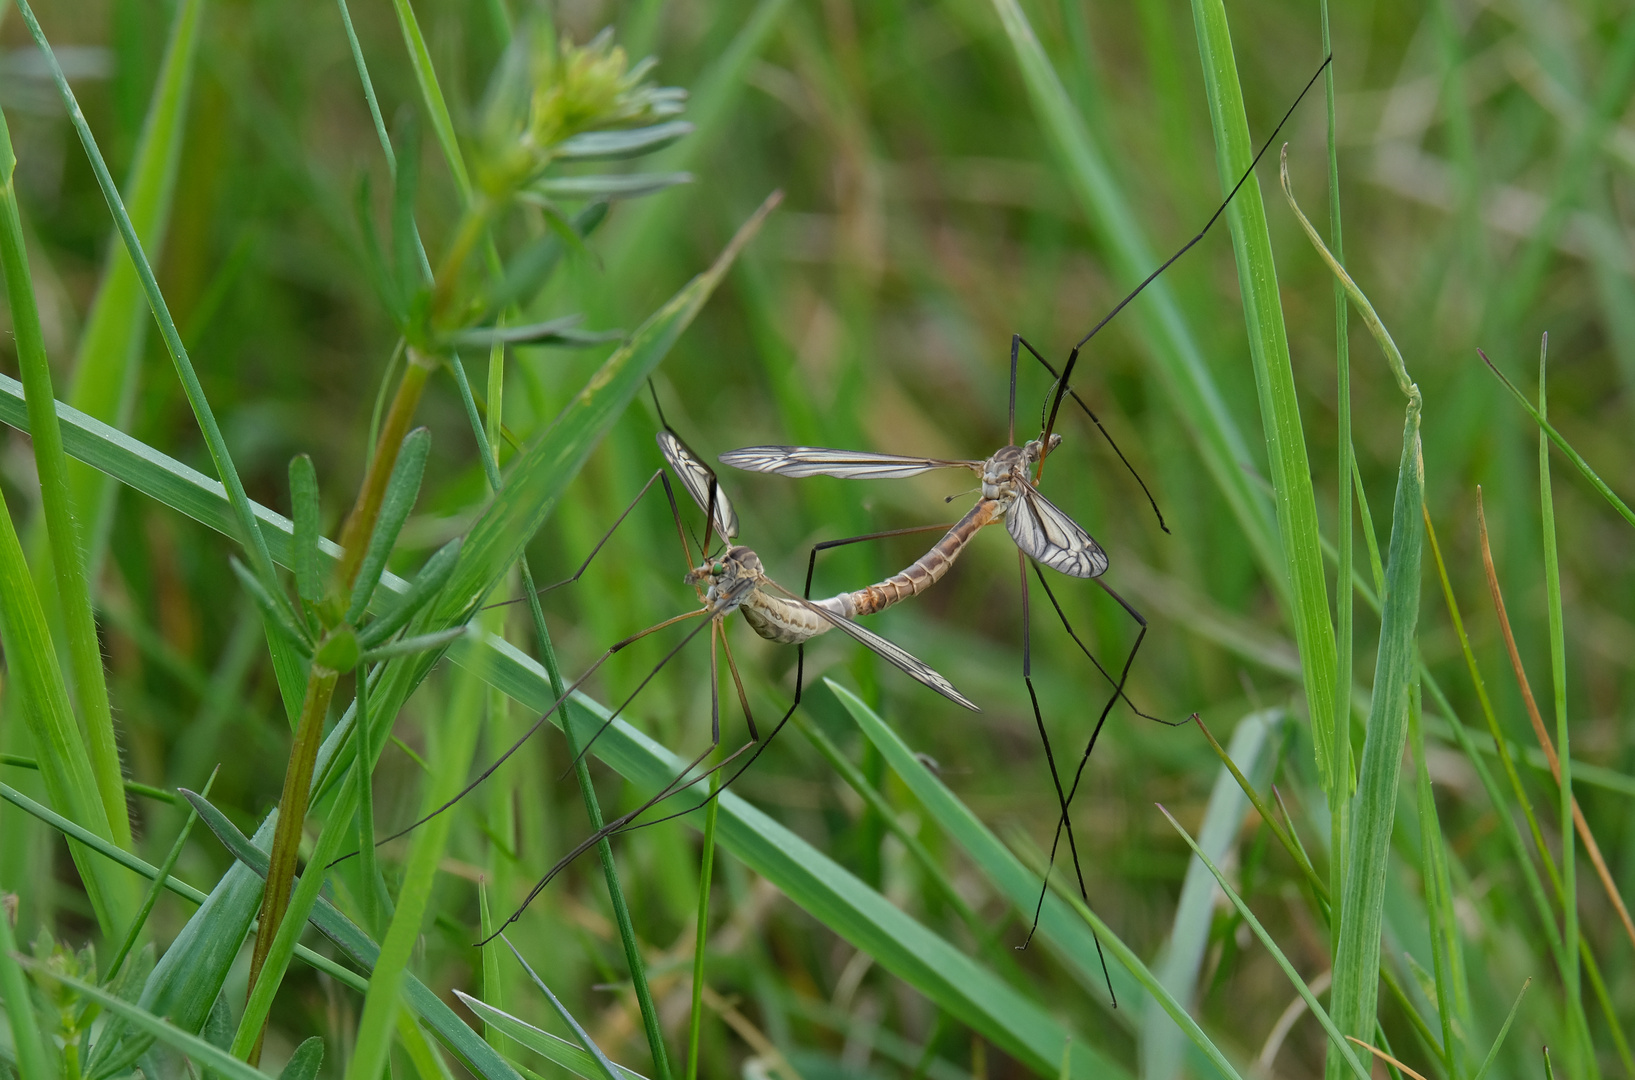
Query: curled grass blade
1156,804,1371,1080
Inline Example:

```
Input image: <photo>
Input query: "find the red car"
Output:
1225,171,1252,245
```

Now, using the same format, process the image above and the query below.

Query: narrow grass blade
1187,0,1337,784
390,0,473,201
1026,847,1244,1080
106,768,216,983
1411,686,1463,1077
0,485,126,934
454,992,649,1080
1536,340,1582,1056
343,649,487,1080
687,773,721,1080
63,0,203,577
1478,350,1635,528
828,681,1116,1003
1157,805,1371,1080
0,893,52,1080
1472,979,1530,1080
1142,710,1280,1079
503,938,623,1080
15,960,276,1080
0,99,130,851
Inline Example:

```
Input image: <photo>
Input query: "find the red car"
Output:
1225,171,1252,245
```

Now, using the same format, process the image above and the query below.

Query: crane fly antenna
1019,335,1168,534
1040,53,1333,456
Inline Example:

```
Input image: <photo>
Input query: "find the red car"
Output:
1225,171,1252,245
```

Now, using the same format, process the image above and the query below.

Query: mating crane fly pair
367,53,1333,968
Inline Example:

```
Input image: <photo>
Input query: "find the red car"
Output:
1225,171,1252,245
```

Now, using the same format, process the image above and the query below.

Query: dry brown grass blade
1475,487,1635,952
1346,1035,1432,1080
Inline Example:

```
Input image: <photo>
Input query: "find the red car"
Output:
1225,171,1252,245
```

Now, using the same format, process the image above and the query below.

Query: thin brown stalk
1346,1036,1431,1080
333,356,434,595
1475,489,1635,952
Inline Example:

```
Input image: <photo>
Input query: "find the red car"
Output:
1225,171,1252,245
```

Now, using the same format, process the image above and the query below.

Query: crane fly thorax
981,444,1035,515
684,545,764,615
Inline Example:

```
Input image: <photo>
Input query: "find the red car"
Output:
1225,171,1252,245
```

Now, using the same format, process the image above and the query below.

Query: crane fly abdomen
819,499,1000,618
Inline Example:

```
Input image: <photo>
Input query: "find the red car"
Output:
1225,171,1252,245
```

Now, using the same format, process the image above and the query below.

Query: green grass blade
106,768,216,984
1472,979,1530,1080
344,645,487,1080
454,992,650,1080
502,938,623,1080
1025,850,1243,1080
828,681,1116,1006
0,484,127,935
1141,710,1280,1078
14,959,275,1080
389,0,472,202
686,773,720,1080
1328,406,1424,1072
1479,351,1635,528
1411,687,1461,1076
989,0,1283,595
1187,0,1337,785
1157,805,1371,1080
1537,341,1583,1064
0,102,132,856
13,0,278,590
61,0,203,579
0,889,53,1080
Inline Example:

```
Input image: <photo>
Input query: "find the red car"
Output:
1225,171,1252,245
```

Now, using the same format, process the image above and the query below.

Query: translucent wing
657,430,738,541
1007,487,1108,578
720,445,982,480
769,584,978,711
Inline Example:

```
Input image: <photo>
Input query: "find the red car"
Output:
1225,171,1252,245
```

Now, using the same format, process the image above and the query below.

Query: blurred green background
2,0,1632,1076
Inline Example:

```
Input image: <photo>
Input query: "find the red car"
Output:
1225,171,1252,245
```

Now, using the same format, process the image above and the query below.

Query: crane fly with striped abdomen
722,54,1333,979
344,402,976,940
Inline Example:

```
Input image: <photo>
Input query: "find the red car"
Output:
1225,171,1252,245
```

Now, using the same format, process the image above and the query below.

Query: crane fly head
684,544,762,614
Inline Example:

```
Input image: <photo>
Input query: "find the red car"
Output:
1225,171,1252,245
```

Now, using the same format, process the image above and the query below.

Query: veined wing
1007,486,1108,578
767,582,979,711
657,430,739,541
721,445,982,481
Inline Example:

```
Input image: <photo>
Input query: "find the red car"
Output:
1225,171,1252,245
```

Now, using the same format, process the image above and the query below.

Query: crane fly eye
713,562,725,574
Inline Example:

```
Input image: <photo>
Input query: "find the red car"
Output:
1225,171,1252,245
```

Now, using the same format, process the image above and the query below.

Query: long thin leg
484,469,679,608
1033,579,1195,930
488,618,734,940
1017,336,1167,534
804,523,957,598
1017,553,1115,1004
1039,55,1333,447
489,621,782,936
1031,564,1178,724
331,607,709,866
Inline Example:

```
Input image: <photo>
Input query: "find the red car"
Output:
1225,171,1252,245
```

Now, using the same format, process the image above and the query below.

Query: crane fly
341,406,976,941
722,54,1333,986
